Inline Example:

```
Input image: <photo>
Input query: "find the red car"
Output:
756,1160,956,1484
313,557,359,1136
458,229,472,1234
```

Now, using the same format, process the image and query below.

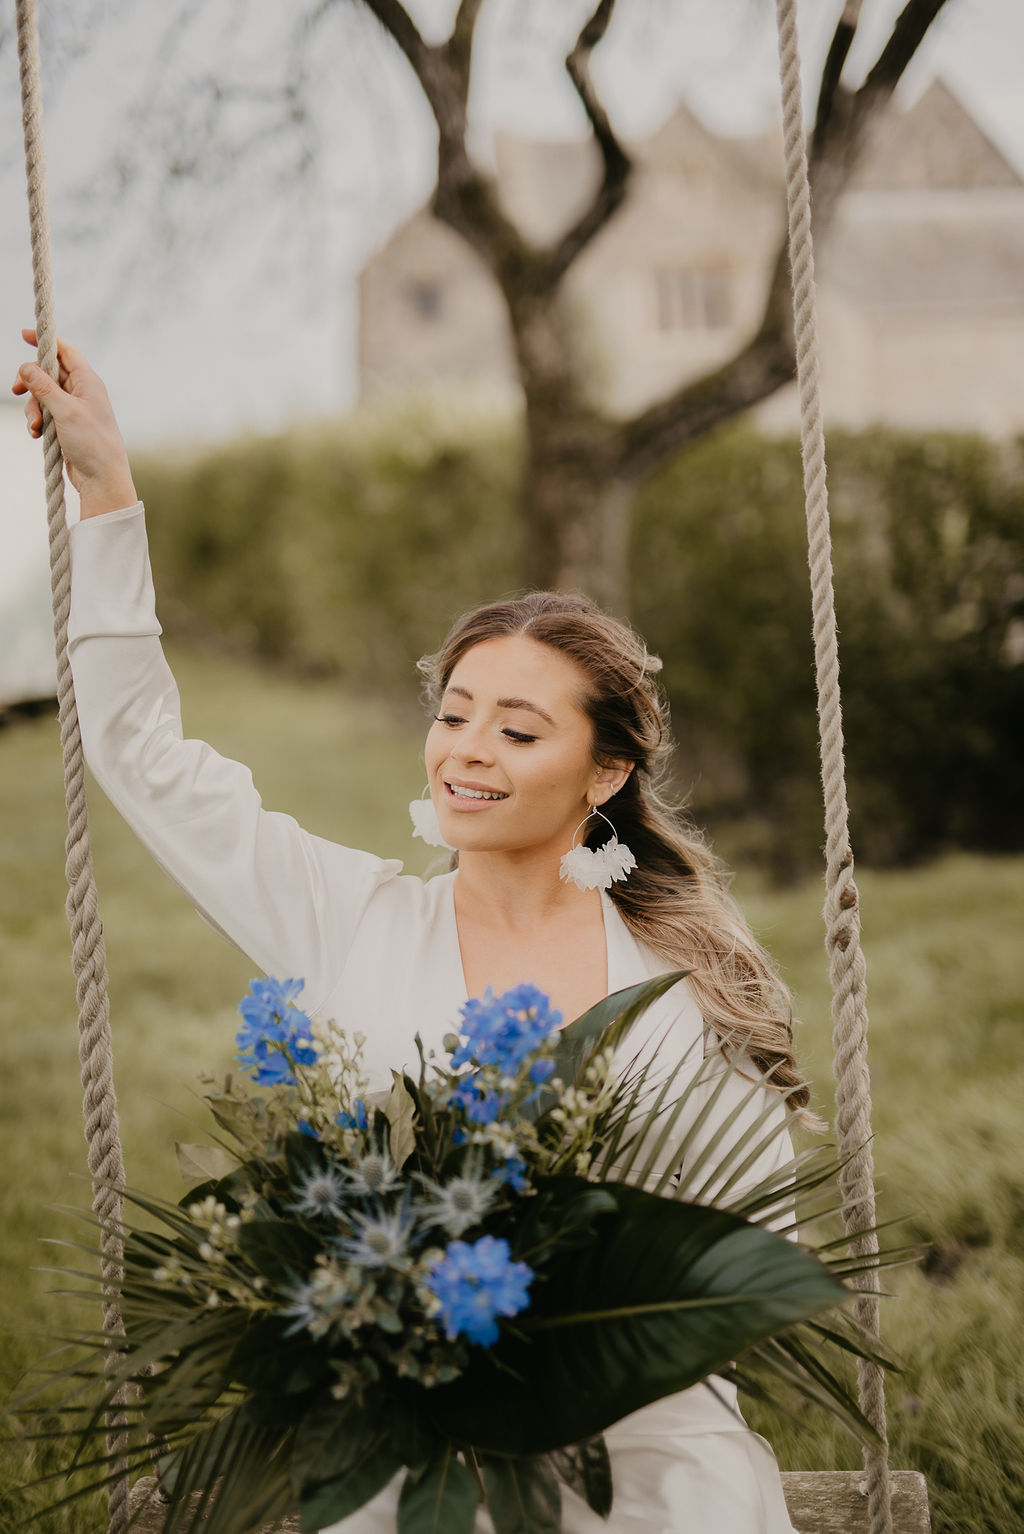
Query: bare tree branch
357,0,431,79
812,1,863,145
614,0,950,483
542,0,632,287
358,0,532,288
449,0,485,89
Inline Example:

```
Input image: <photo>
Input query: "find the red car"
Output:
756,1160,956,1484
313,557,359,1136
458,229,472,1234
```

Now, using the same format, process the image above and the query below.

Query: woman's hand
12,329,138,519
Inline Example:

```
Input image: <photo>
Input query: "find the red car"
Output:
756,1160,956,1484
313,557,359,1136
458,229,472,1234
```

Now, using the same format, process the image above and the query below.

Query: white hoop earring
559,804,636,893
409,786,454,850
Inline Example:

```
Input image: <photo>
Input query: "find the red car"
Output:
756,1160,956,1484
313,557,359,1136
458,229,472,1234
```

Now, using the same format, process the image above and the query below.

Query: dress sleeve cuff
68,500,162,648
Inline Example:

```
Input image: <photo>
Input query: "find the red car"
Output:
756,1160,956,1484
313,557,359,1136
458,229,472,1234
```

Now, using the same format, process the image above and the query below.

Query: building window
409,279,443,319
654,266,733,331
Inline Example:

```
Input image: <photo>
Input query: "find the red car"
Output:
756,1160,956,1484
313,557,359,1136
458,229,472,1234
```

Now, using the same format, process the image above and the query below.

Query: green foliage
137,416,1024,874
633,427,1024,873
137,406,524,687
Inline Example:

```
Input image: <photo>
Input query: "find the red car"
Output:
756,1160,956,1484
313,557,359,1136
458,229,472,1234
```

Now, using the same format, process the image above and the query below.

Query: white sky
0,0,1022,449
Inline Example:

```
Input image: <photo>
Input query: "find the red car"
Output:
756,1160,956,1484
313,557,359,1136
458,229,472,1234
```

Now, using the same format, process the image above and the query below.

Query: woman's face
424,634,606,858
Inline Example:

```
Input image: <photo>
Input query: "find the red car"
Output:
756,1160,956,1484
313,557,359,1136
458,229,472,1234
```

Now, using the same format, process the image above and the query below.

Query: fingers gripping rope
774,3,892,1532
15,3,131,1530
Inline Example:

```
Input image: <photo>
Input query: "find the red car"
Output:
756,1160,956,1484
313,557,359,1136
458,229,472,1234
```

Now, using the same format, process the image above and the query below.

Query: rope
15,4,131,1530
774,3,891,1531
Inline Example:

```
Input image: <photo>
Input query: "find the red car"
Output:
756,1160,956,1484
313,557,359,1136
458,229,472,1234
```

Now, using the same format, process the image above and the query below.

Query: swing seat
128,1468,932,1532
782,1470,932,1532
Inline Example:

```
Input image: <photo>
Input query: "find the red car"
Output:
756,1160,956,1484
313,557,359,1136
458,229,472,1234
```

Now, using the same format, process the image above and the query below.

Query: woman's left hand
12,328,138,518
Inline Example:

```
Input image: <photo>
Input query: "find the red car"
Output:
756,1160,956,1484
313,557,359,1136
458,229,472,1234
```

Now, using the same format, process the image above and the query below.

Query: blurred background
1,3,1022,1531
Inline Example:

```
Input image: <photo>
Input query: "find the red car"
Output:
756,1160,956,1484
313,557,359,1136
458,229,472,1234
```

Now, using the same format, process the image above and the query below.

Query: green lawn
1,643,1021,1533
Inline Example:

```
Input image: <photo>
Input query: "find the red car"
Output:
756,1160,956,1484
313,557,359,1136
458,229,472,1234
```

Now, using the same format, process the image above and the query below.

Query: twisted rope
15,3,130,1530
774,3,891,1531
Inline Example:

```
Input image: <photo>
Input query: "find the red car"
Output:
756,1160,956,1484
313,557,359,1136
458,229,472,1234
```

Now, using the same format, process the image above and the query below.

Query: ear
590,761,634,807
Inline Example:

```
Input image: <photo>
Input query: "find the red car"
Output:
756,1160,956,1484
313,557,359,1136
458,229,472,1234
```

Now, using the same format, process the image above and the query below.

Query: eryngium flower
334,1202,417,1269
415,1165,500,1237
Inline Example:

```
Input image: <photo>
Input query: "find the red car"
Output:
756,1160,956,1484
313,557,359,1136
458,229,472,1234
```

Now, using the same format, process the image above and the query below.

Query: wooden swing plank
129,1469,932,1532
781,1470,932,1533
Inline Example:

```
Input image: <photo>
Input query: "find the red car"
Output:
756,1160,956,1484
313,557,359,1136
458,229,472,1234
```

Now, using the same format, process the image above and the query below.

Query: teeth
449,785,508,800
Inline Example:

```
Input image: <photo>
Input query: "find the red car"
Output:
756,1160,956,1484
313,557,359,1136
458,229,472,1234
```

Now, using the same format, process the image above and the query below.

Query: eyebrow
443,684,556,728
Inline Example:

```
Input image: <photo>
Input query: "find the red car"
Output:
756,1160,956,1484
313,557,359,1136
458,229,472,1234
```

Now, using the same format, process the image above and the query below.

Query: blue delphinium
449,1079,507,1125
236,977,317,1087
424,1234,534,1346
336,1099,370,1131
450,984,562,1077
490,1154,530,1194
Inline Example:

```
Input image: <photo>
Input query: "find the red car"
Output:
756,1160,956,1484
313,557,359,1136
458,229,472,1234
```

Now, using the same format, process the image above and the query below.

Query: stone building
358,83,1024,437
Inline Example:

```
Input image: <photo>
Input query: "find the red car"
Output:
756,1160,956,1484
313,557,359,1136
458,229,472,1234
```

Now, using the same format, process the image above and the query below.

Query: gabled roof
852,80,1022,191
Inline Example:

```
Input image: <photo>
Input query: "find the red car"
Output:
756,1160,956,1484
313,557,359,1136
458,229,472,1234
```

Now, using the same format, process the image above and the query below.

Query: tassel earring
560,804,636,893
409,786,454,850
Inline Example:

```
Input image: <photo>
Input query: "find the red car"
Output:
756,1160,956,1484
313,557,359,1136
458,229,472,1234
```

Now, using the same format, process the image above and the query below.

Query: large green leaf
237,1218,319,1288
299,1435,405,1531
481,1453,561,1534
426,1177,847,1454
228,1313,328,1398
397,1448,479,1534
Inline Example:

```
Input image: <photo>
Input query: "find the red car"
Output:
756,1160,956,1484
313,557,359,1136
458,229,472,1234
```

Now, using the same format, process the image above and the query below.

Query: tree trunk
521,406,630,606
511,285,632,608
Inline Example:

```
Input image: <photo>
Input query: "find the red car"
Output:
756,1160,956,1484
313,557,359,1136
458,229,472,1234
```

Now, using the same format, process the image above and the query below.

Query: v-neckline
446,876,617,1014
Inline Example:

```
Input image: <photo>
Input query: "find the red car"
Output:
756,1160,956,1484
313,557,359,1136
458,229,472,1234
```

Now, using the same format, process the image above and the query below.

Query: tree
354,0,949,606
5,0,951,606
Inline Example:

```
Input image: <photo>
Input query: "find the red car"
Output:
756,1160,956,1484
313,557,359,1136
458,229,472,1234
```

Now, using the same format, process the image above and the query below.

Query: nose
449,721,494,766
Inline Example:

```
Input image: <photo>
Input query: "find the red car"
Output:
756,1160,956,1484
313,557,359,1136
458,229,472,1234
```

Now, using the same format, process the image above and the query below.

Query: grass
1,642,1021,1533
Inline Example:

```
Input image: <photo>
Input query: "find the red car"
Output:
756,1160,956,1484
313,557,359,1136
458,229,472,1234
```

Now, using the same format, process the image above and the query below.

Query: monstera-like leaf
425,1176,847,1454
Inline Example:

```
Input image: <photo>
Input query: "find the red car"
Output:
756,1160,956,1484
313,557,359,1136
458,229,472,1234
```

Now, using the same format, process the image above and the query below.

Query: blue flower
449,1077,507,1126
235,977,317,1086
528,1057,556,1085
335,1098,370,1131
423,1234,534,1346
449,985,562,1077
491,1155,530,1194
236,977,306,1043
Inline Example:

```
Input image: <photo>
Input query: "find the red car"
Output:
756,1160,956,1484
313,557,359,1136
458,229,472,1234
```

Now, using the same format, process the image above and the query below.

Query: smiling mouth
445,783,509,801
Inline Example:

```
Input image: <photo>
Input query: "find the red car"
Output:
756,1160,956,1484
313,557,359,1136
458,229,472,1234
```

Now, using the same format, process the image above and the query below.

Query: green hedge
135,414,1024,874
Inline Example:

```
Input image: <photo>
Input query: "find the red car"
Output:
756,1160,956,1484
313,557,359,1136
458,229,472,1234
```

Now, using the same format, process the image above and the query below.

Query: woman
14,333,806,1532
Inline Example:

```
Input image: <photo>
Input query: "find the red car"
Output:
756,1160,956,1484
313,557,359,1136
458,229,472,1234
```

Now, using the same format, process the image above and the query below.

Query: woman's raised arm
13,332,402,1014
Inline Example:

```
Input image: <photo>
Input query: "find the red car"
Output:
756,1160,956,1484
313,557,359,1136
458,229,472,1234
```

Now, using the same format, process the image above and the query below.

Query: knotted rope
15,2,130,1529
774,2,891,1531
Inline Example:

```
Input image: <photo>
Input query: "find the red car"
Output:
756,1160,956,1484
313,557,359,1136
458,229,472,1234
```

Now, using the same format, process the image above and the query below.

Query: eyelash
434,714,537,745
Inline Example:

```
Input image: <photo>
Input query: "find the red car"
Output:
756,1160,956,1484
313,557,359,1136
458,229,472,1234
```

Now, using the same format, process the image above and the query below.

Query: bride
15,332,807,1532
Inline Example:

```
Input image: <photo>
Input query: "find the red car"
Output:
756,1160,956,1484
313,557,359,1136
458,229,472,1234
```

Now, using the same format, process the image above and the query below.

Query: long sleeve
66,503,402,1014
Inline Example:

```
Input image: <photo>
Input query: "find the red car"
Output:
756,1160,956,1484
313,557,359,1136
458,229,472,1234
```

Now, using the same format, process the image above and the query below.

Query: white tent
0,401,70,707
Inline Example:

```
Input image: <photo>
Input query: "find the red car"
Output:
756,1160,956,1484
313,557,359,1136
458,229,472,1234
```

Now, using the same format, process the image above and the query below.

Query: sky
0,0,1023,450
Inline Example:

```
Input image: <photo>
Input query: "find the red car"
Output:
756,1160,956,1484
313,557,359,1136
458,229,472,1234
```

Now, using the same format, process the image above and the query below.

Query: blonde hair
420,592,813,1116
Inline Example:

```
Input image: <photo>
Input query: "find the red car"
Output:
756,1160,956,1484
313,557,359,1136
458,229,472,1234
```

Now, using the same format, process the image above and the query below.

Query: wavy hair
419,591,814,1117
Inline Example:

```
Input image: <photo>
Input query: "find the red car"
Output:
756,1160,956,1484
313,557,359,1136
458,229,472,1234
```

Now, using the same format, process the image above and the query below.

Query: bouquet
18,973,895,1534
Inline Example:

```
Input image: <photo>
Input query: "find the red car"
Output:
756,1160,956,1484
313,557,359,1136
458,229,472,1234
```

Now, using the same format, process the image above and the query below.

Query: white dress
66,503,797,1533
